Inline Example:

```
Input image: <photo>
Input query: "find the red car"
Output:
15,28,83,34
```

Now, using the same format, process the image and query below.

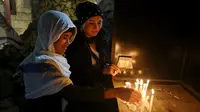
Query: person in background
17,10,141,112
65,1,136,112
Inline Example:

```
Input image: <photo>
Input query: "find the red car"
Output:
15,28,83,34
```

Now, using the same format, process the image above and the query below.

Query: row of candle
124,79,155,112
124,79,150,98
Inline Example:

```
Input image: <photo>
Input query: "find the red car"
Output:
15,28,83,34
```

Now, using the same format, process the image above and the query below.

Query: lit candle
147,79,150,84
134,82,139,90
149,89,155,112
139,79,143,91
123,70,126,74
145,95,150,108
140,98,145,112
136,79,139,84
142,84,147,99
125,81,131,88
140,79,143,86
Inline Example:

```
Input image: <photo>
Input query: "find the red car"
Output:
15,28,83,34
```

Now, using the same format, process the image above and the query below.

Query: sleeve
65,44,104,86
57,84,105,102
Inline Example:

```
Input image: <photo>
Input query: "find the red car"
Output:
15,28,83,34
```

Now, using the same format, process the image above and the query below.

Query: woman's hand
103,64,121,76
115,87,142,103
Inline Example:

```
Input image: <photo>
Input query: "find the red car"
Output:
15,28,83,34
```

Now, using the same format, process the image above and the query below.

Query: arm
57,84,141,103
57,84,105,102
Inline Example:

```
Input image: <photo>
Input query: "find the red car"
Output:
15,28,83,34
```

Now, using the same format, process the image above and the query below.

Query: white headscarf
20,10,77,99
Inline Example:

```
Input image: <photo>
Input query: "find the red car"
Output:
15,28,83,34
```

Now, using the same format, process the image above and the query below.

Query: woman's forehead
61,31,72,36
87,16,103,21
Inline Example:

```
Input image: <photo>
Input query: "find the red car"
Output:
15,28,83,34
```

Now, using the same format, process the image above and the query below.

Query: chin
91,34,98,37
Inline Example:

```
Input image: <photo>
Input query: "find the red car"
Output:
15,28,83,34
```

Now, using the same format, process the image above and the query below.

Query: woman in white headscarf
18,10,141,112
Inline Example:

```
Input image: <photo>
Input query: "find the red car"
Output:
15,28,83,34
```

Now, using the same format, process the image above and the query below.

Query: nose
64,39,70,45
93,23,99,30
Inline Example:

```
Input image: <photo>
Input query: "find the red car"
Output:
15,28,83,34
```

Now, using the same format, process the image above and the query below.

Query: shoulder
21,60,59,74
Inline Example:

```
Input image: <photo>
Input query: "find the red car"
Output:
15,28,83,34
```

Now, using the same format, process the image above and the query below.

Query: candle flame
138,70,143,74
125,82,131,88
132,60,136,64
152,89,155,94
125,81,131,85
140,79,143,85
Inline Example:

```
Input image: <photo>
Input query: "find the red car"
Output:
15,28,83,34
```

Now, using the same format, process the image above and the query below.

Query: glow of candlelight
142,84,147,99
123,70,126,74
138,70,143,74
125,82,131,88
140,79,143,86
149,89,155,112
139,79,143,91
147,79,150,84
146,79,150,90
134,82,139,90
136,79,139,83
152,89,155,95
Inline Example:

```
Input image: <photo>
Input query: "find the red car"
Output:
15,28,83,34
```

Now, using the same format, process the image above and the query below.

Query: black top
24,84,105,112
64,21,118,112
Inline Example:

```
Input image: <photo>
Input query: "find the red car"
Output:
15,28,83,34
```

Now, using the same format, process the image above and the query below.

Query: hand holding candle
115,87,142,103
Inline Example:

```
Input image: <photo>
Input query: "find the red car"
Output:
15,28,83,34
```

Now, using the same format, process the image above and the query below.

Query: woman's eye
89,23,95,25
98,22,102,25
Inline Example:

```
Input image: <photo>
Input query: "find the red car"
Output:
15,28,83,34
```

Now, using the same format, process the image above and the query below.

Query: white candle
149,89,155,112
139,79,143,91
146,79,150,88
125,81,131,88
147,79,150,85
140,98,145,112
140,79,143,86
134,82,139,90
142,84,147,99
136,79,139,84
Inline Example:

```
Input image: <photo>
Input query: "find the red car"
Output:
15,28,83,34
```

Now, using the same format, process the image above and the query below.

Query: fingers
109,64,121,76
115,87,142,103
103,64,122,76
110,64,121,73
129,91,142,103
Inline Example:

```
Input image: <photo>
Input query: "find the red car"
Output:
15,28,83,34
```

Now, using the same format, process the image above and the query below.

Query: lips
63,45,68,50
92,31,98,34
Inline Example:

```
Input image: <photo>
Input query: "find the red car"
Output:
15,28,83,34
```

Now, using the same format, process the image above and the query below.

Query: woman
65,1,134,112
18,10,141,112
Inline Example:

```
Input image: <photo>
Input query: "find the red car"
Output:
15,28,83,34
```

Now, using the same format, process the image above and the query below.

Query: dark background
112,0,200,92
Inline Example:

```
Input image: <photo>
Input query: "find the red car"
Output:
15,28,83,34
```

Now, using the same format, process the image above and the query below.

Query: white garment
19,10,77,112
19,10,76,100
90,46,99,65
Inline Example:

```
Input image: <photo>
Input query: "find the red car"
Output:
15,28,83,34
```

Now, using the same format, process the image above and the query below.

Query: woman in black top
65,2,139,112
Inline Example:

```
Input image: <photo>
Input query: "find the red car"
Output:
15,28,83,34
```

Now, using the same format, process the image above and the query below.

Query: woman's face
54,31,72,55
82,16,103,38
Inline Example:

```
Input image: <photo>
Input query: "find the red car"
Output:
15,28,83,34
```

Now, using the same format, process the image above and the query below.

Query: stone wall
37,0,96,21
0,1,4,15
0,0,32,35
0,0,111,35
11,0,32,34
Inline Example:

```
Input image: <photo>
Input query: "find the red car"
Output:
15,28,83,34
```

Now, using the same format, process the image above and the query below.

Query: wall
11,0,32,34
112,0,200,92
0,1,4,15
0,0,32,35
